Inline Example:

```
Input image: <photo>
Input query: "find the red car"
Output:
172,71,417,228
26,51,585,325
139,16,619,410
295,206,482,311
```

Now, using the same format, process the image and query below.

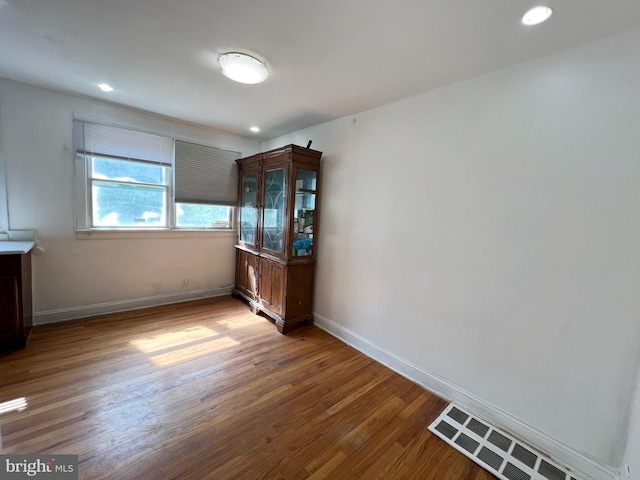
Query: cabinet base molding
232,289,313,334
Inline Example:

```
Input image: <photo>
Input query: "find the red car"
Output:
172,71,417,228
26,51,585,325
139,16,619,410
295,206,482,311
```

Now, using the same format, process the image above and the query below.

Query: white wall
624,370,640,479
0,78,260,321
265,26,640,474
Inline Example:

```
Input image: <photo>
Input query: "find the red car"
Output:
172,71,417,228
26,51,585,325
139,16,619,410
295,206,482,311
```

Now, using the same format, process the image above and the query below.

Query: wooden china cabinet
232,144,322,334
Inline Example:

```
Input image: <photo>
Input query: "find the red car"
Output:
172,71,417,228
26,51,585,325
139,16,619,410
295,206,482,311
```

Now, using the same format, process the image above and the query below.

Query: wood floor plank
0,296,496,479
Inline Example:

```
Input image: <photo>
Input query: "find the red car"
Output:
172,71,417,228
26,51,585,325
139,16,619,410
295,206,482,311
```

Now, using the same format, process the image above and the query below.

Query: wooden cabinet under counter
0,244,34,351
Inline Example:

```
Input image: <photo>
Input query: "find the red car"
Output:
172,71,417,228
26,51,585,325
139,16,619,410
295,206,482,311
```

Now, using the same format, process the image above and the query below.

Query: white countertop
0,241,36,254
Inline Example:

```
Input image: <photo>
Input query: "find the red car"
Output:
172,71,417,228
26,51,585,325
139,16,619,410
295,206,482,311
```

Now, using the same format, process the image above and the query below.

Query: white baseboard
313,313,620,480
33,288,232,325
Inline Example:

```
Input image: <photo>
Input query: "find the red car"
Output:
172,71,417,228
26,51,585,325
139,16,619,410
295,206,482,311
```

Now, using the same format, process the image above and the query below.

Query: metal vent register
428,404,583,480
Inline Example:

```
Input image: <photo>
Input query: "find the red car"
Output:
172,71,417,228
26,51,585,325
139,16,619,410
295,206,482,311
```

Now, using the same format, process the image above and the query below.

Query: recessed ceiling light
249,126,261,133
98,83,114,92
522,6,553,26
218,52,268,84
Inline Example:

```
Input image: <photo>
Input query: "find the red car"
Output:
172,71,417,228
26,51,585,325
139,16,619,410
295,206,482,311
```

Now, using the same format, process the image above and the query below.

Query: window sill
76,229,236,240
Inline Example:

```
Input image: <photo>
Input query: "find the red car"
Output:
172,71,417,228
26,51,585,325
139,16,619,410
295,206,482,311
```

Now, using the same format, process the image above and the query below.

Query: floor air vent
427,404,583,480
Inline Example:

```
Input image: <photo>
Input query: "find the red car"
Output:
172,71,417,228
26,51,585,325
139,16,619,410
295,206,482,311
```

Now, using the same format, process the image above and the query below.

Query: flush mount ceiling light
249,126,261,133
522,5,553,25
97,83,114,92
218,52,268,84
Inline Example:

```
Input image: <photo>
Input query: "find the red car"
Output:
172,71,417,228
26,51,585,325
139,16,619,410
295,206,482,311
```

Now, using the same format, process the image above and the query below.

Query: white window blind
174,140,240,206
74,120,173,165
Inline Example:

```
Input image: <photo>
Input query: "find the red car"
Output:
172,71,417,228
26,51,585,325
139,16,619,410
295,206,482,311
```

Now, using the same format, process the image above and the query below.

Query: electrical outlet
181,276,189,286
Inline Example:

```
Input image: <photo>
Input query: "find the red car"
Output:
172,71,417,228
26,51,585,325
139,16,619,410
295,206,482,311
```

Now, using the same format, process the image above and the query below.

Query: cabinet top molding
237,144,322,164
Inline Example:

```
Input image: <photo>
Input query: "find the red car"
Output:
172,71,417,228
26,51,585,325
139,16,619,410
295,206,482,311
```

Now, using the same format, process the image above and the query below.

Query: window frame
73,120,236,235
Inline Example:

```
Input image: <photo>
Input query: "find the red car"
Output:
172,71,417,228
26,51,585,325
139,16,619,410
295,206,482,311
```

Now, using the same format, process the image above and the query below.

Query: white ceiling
2,0,640,140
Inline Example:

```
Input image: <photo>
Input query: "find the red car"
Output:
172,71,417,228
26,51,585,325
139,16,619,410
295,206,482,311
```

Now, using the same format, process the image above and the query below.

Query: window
175,204,231,229
74,120,238,231
90,156,169,228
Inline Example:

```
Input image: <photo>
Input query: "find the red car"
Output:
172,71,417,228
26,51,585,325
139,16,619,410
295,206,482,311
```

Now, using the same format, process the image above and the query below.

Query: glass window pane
240,206,257,244
240,174,258,244
92,157,167,185
263,168,286,253
296,169,317,191
295,191,316,212
176,204,231,228
292,207,314,257
292,168,316,257
92,180,167,227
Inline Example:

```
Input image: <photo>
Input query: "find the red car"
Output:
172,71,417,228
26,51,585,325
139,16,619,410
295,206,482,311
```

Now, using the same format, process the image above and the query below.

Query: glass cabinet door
292,168,317,257
239,173,258,246
262,168,286,254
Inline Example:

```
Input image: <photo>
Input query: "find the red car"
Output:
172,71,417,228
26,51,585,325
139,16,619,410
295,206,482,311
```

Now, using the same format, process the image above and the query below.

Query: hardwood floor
0,296,495,479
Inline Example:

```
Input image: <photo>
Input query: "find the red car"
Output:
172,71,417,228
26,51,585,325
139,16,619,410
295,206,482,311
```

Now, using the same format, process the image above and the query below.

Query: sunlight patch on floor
217,314,265,329
0,397,28,415
149,336,240,367
130,326,218,354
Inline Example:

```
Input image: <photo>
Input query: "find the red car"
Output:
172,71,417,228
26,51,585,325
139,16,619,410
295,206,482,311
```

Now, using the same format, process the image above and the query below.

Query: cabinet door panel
259,260,284,315
284,263,314,320
0,276,20,341
0,255,20,274
235,250,259,299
